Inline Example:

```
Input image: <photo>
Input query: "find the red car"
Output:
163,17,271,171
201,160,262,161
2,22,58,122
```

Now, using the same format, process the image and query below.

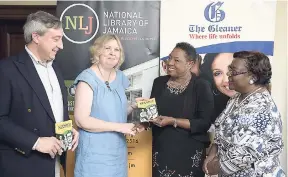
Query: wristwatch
173,118,177,128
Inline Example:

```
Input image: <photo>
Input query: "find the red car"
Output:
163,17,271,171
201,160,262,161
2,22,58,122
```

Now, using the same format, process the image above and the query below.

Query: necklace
234,87,262,108
167,74,191,95
216,87,263,127
97,65,112,91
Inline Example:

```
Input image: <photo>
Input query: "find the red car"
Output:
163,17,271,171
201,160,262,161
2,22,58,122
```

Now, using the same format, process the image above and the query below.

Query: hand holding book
55,120,79,152
128,97,158,133
34,137,63,159
149,116,175,127
135,98,158,122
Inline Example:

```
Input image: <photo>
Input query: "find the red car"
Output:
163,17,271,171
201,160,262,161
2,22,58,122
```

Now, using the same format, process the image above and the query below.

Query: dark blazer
0,50,69,177
150,73,214,147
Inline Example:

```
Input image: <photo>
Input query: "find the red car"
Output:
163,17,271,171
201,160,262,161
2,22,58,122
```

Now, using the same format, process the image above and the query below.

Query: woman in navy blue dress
148,43,214,177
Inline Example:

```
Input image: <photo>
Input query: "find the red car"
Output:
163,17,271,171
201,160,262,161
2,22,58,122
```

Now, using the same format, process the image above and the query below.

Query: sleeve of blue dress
219,106,284,175
74,70,96,92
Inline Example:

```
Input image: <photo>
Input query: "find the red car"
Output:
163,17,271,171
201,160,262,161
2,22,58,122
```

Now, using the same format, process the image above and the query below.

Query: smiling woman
146,42,214,177
200,53,235,123
204,51,285,177
211,53,236,97
73,34,140,177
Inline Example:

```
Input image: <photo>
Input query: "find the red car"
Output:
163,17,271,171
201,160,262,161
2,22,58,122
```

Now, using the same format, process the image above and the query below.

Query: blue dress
73,68,129,177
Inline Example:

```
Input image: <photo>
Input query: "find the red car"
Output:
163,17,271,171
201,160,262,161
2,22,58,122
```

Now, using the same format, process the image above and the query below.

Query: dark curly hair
199,53,219,84
233,51,272,86
175,42,197,62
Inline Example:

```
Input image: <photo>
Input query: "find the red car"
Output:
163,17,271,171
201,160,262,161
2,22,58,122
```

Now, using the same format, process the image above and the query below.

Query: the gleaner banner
160,1,277,177
56,1,160,177
160,0,276,121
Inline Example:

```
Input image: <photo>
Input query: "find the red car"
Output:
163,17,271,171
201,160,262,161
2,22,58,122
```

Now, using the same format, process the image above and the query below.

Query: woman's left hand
71,128,79,151
206,156,220,175
150,116,174,127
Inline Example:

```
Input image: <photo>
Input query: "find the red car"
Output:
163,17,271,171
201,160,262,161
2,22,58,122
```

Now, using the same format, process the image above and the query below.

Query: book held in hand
134,98,158,122
55,120,73,151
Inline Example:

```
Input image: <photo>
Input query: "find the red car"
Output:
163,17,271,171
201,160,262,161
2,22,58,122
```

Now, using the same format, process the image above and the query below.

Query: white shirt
25,46,63,177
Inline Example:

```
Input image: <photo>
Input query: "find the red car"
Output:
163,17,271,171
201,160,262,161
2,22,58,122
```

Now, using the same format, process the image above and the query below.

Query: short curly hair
233,51,272,86
175,42,197,62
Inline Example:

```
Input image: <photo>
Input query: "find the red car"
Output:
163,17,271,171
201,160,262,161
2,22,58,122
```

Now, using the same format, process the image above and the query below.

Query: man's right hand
35,137,63,159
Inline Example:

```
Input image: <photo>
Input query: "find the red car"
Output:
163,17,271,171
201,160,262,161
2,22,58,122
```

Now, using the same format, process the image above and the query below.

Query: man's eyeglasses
227,70,248,77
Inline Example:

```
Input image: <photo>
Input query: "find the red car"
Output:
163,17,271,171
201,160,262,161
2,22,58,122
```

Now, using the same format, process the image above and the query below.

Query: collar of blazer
13,50,67,123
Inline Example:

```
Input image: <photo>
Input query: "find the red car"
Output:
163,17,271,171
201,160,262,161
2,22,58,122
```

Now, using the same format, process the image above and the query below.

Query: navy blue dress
150,75,214,177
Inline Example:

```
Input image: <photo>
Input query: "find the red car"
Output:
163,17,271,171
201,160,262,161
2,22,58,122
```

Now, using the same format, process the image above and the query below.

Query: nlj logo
60,4,99,44
65,16,93,35
204,2,225,23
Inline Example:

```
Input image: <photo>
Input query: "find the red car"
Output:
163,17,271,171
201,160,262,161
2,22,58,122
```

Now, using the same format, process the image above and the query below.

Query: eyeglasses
227,70,248,77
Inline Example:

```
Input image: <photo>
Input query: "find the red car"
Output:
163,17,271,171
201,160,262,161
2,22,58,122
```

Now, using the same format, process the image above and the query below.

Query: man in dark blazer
0,11,79,177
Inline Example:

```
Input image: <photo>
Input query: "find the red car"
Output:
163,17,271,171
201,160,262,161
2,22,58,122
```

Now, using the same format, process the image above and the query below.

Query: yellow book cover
55,120,73,151
135,98,158,122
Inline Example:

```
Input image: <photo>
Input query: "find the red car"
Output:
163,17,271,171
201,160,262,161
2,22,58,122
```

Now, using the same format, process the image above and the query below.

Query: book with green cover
133,98,158,122
55,120,73,151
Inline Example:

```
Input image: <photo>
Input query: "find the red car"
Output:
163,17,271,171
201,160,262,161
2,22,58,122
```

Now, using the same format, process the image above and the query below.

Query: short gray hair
23,11,62,44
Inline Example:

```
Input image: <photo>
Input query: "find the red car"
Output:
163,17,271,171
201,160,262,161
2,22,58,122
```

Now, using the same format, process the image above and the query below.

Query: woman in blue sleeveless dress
73,34,137,177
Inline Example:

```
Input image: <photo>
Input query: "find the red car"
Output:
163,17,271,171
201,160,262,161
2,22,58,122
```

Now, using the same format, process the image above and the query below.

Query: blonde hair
89,34,124,69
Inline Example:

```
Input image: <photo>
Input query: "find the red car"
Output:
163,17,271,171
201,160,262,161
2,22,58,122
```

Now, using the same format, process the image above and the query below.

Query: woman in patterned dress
145,42,214,177
203,51,285,177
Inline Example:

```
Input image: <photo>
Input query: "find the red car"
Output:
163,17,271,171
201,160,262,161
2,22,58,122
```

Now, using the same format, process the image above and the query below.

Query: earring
249,79,254,85
213,89,219,95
